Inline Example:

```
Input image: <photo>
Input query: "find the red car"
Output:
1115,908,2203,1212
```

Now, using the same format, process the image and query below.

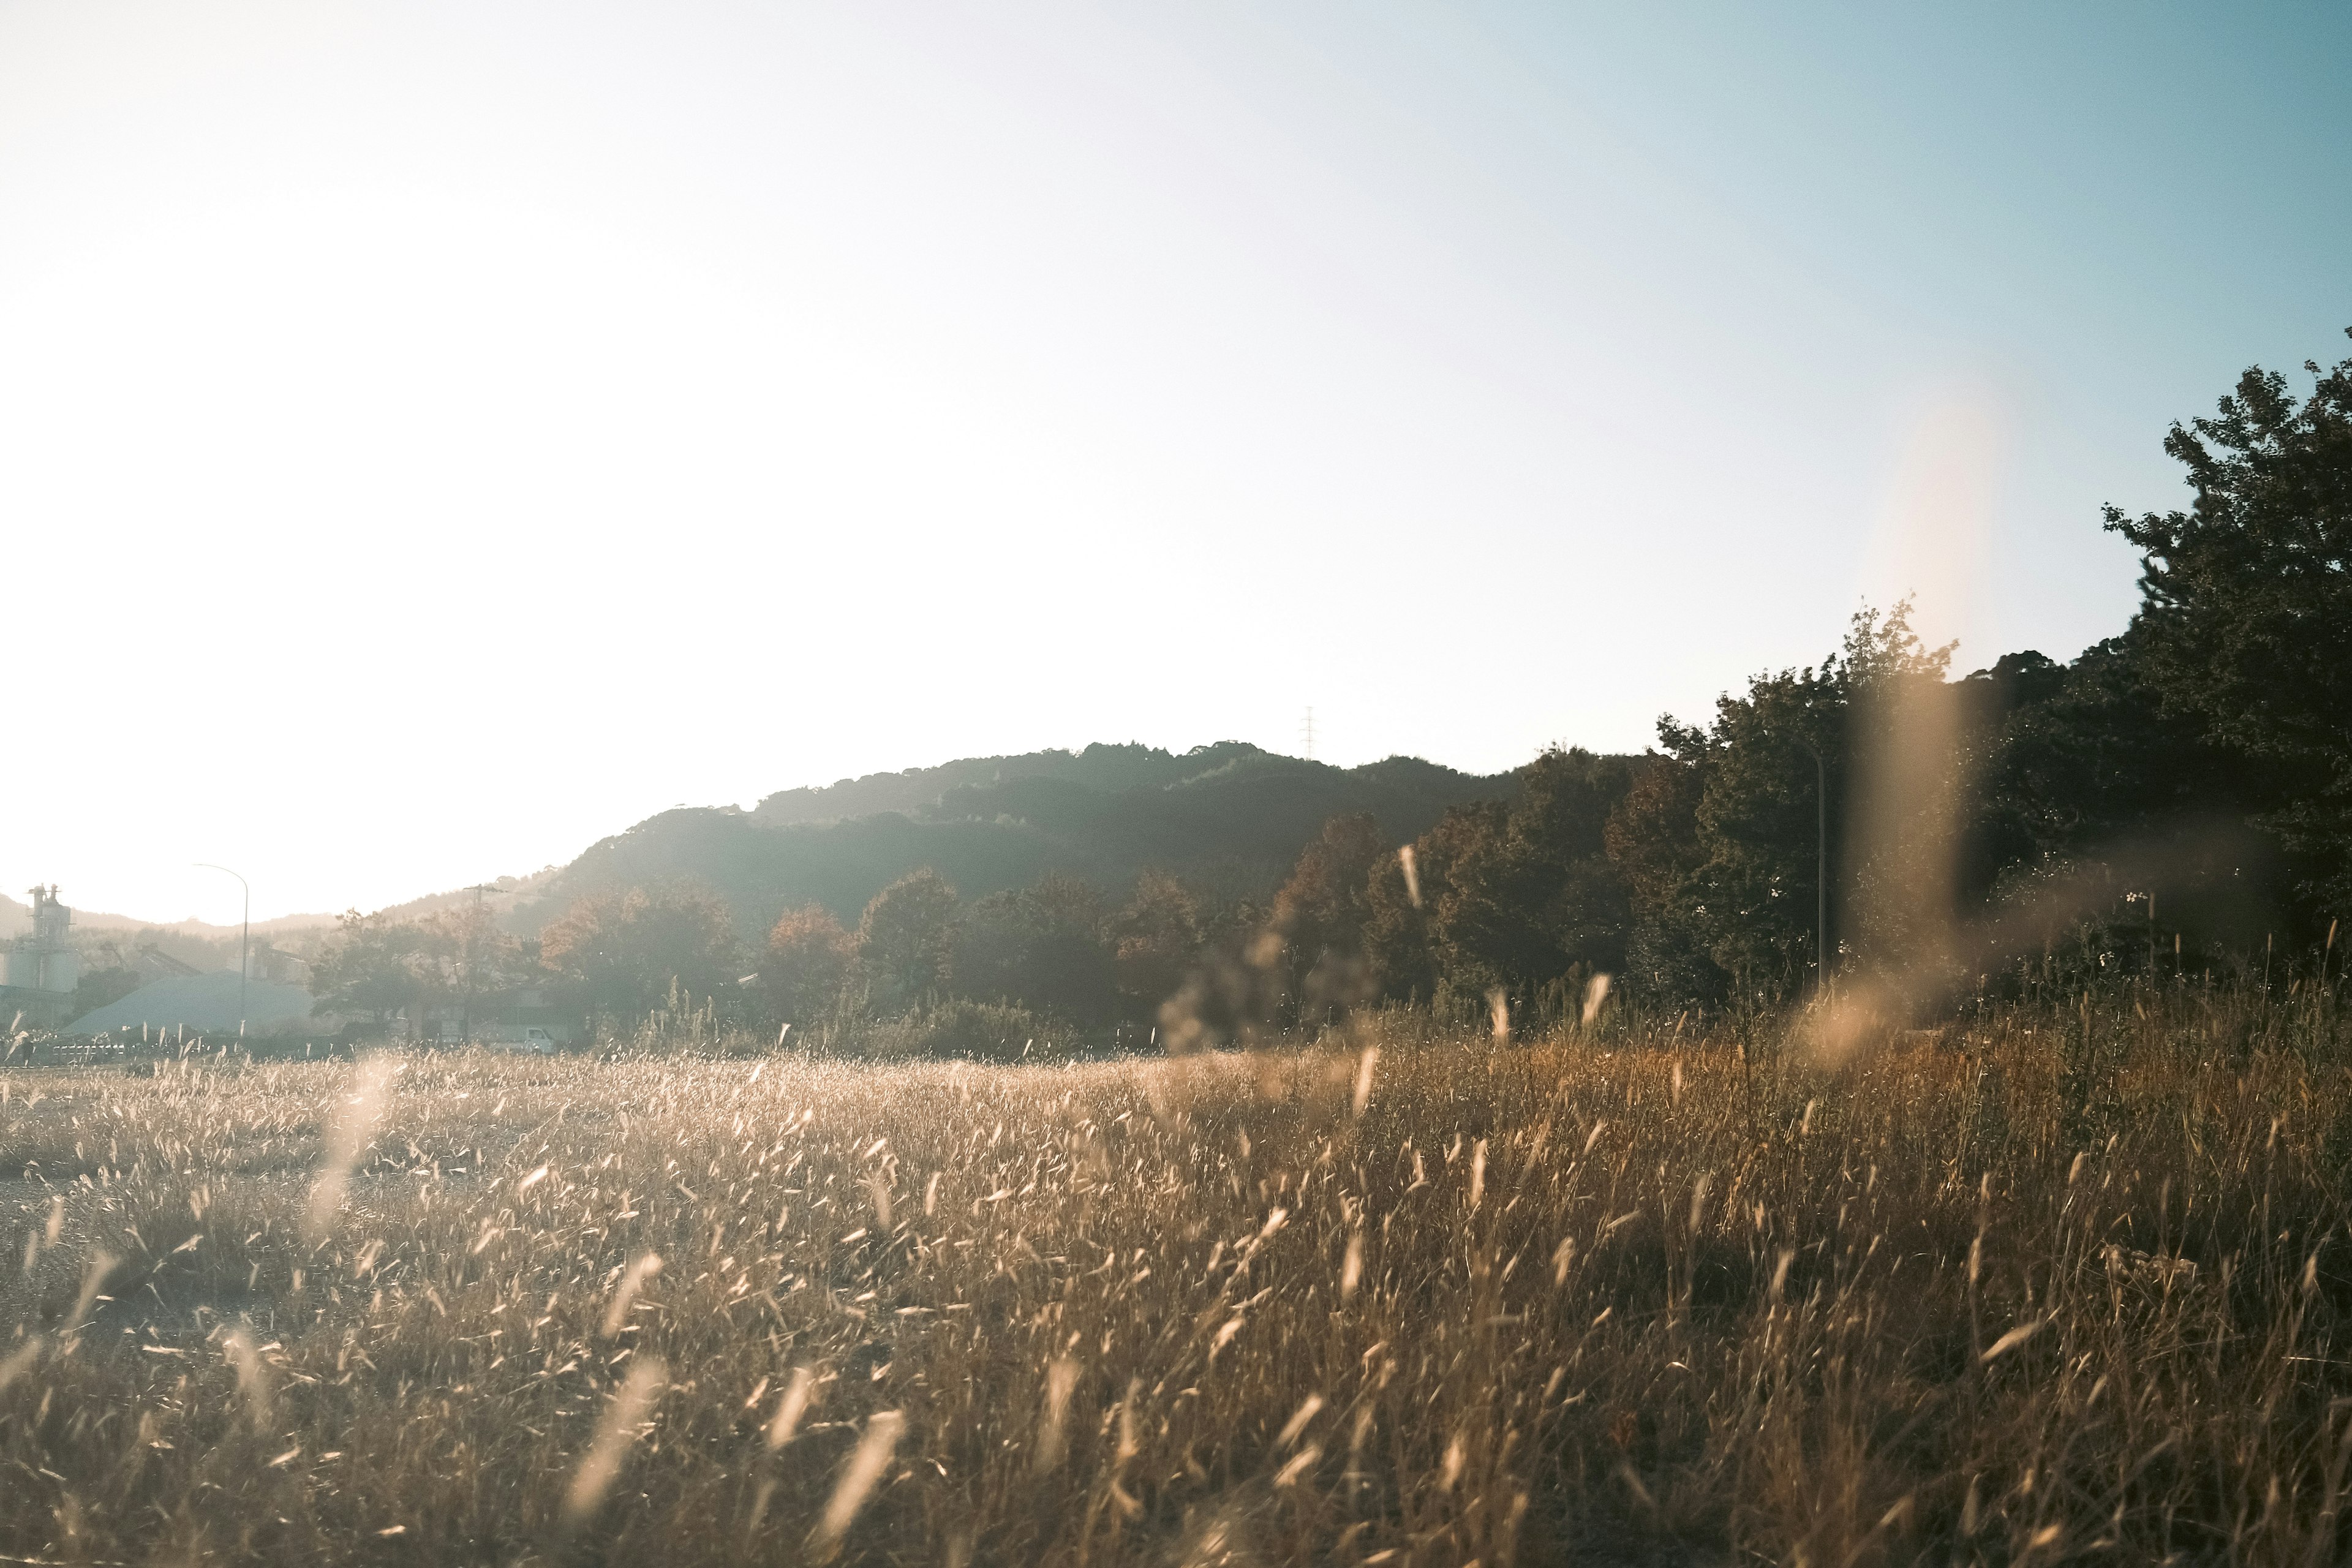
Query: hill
366,867,565,925
747,741,1275,826
520,742,1515,937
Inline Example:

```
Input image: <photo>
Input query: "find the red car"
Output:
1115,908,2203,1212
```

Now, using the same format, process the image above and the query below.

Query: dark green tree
856,869,960,1009
1268,813,1390,1016
953,874,1118,1023
309,910,443,1026
1420,748,1635,1011
539,886,741,1025
1362,835,1437,1004
2103,335,2352,914
1646,602,1953,1001
1017,873,1118,1022
1112,870,1202,1015
1603,754,1713,1001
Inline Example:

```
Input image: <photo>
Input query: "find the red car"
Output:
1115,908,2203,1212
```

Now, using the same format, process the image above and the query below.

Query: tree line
304,864,1265,1051
312,336,2351,1046
1343,336,2350,1016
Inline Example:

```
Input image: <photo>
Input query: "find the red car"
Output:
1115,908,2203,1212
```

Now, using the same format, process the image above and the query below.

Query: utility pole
194,864,249,1034
464,884,496,1042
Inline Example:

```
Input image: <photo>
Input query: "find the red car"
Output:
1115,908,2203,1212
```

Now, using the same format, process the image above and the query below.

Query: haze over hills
10,743,1526,952
1,868,571,943
0,891,339,944
365,869,565,925
749,742,1298,827
516,741,1522,938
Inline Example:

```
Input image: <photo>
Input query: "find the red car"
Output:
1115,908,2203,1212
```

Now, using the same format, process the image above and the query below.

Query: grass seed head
1036,1357,1079,1474
766,1366,815,1451
562,1357,668,1528
813,1410,905,1553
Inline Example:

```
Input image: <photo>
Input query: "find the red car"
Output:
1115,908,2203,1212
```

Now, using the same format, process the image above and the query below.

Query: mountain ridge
749,741,1276,826
519,741,1525,938
13,742,1536,949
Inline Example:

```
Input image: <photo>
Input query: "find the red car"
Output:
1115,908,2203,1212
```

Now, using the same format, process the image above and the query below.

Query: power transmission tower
1299,706,1316,761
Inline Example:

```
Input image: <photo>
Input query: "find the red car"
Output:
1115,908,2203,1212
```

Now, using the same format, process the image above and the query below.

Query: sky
2,2,2347,923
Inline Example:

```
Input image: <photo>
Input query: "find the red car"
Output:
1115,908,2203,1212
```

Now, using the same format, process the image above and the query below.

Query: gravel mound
69,973,318,1033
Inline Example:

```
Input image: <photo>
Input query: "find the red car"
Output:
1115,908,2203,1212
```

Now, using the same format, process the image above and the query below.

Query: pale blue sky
2,2,2346,919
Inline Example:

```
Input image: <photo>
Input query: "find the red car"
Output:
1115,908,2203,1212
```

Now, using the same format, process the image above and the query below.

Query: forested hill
521,743,1514,938
747,741,1278,826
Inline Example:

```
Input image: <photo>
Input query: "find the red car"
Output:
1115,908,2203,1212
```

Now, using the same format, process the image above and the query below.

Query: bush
852,999,1066,1061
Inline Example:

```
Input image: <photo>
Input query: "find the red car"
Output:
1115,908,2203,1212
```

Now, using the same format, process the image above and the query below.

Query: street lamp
194,863,249,1034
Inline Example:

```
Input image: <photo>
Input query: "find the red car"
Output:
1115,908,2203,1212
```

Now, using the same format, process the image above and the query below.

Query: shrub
853,998,1064,1061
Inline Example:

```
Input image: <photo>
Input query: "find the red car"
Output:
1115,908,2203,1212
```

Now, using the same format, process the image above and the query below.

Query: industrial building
1,885,81,1030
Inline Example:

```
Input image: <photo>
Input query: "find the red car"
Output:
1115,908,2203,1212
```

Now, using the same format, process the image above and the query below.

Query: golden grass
2,992,2348,1564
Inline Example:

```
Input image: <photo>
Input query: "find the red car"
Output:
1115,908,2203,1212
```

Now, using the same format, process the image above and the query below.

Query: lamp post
194,863,249,1034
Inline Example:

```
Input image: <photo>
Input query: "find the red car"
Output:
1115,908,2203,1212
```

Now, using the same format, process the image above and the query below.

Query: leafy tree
955,874,1119,1023
952,893,1031,1011
1362,752,1638,1014
1014,873,1120,1022
1648,601,1953,1001
1604,755,1713,1001
1268,813,1390,1015
1367,797,1527,1008
540,886,741,1025
1112,870,1202,1014
856,869,959,1008
309,910,443,1025
420,903,525,1026
763,904,854,1028
1362,839,1434,1003
2103,336,2352,914
1408,749,1634,1012
1965,639,2260,921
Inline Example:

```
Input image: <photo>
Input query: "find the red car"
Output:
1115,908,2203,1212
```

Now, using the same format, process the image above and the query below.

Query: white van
489,1028,560,1056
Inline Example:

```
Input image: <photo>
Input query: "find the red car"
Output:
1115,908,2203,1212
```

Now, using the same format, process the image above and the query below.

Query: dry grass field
4,990,2350,1566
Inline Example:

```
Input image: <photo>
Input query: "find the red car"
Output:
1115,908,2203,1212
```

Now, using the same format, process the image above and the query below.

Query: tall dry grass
2,984,2348,1564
